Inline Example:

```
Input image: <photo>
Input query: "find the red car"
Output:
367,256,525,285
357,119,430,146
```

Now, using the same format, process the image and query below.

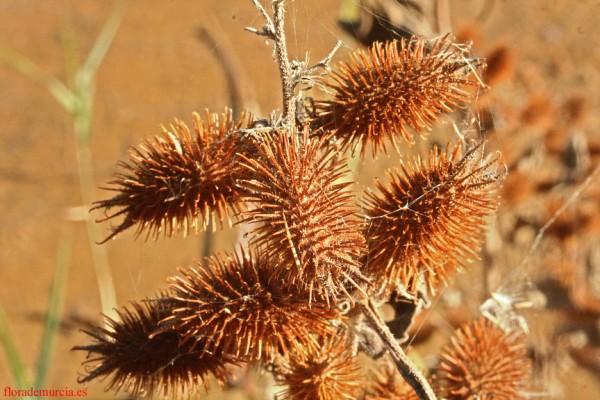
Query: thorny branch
246,1,438,399
246,0,340,130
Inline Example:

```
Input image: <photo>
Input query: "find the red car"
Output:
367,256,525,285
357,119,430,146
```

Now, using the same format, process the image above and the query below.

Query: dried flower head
93,109,249,243
434,317,531,400
275,333,364,400
164,249,339,363
563,94,589,128
238,130,367,303
364,363,419,400
364,142,503,296
73,296,232,397
314,36,483,156
484,44,515,87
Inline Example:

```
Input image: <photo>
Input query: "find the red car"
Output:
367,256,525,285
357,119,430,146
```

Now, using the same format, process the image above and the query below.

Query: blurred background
1,0,599,398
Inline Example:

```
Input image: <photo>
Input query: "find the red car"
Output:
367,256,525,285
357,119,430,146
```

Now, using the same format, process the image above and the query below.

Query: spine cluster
75,4,530,398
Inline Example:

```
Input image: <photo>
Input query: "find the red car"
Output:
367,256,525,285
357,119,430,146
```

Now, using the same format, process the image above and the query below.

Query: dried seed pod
484,44,515,87
364,142,503,296
164,249,339,363
434,317,531,400
93,109,249,242
275,333,364,400
237,130,367,303
73,296,232,397
364,363,420,400
314,36,483,156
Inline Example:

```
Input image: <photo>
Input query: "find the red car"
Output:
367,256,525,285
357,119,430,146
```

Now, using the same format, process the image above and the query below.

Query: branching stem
247,2,435,397
246,0,340,131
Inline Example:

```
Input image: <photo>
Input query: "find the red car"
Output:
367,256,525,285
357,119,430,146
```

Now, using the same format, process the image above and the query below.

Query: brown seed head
276,333,364,400
364,363,420,400
165,249,339,363
73,296,232,398
364,142,503,296
484,44,515,87
434,317,531,400
92,109,249,242
237,130,367,303
314,36,483,156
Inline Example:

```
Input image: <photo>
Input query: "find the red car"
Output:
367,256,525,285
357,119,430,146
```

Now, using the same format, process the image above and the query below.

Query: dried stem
359,297,437,400
246,0,340,130
272,0,295,127
246,0,294,127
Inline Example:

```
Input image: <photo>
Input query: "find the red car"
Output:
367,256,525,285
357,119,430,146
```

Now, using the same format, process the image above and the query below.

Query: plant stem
74,131,118,321
360,297,437,400
35,235,72,388
73,64,118,321
0,307,30,394
272,0,295,129
69,1,128,322
248,0,340,131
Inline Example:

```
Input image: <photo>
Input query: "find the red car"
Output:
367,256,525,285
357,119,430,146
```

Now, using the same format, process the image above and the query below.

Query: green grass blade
0,305,29,390
74,0,128,140
59,16,81,91
34,236,72,389
0,45,76,112
80,0,128,79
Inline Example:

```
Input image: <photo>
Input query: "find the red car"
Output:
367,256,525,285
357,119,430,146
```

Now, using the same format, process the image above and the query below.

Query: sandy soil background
1,1,599,399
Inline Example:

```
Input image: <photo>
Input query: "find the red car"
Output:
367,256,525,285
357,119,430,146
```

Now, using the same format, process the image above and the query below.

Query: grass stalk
34,236,72,389
0,236,72,400
0,1,128,321
0,307,31,397
70,1,128,320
